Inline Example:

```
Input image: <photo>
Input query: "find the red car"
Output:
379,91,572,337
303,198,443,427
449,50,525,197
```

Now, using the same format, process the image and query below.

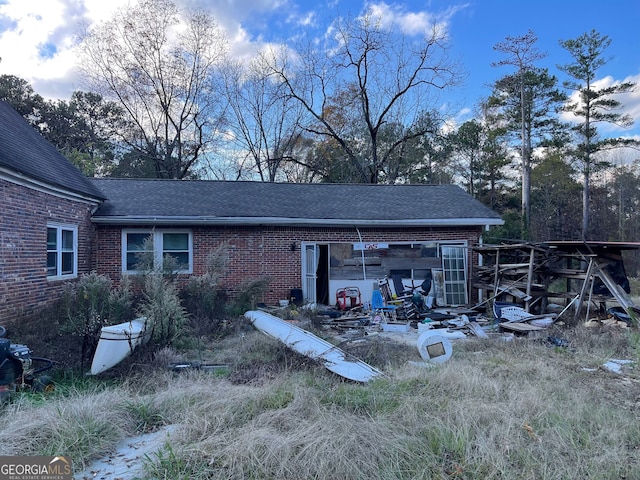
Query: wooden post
574,258,594,323
493,249,500,301
525,247,535,312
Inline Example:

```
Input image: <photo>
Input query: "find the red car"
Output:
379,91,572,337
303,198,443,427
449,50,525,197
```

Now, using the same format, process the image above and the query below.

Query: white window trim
121,229,193,274
47,223,78,280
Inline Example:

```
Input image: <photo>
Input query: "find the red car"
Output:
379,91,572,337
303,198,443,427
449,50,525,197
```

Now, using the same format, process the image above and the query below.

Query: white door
441,245,468,306
302,243,318,303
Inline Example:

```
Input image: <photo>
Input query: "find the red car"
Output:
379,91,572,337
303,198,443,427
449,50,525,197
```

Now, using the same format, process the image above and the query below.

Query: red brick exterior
1,176,485,322
94,224,483,305
0,178,97,322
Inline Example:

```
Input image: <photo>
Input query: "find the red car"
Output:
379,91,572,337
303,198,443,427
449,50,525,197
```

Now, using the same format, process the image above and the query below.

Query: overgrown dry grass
0,319,639,480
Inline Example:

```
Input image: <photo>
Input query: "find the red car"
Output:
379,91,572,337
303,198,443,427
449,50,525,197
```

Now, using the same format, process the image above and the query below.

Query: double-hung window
47,224,78,279
122,230,192,274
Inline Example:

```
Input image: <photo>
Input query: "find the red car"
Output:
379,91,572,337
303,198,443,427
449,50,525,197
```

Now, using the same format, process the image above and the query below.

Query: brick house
0,101,105,321
89,180,503,307
1,100,503,322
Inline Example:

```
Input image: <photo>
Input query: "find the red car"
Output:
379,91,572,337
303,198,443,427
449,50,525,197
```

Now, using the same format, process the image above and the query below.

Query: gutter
91,215,505,227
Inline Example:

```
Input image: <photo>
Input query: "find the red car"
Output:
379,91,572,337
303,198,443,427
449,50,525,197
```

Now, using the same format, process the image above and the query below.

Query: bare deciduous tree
222,53,307,182
264,11,461,184
78,0,227,179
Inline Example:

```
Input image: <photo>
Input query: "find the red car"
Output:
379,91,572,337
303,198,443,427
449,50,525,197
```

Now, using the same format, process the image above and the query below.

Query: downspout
355,226,367,281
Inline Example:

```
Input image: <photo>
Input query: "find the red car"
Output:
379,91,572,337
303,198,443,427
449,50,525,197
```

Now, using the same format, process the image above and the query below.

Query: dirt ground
5,314,84,370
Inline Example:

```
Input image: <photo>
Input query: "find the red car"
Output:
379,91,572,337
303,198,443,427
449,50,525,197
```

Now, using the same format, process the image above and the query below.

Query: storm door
302,243,318,303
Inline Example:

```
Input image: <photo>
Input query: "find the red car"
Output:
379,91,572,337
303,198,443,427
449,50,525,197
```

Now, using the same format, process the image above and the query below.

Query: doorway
302,243,329,304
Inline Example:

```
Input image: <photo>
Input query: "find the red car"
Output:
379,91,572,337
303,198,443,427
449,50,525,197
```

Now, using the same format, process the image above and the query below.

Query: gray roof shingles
0,100,104,200
90,178,503,226
0,99,502,227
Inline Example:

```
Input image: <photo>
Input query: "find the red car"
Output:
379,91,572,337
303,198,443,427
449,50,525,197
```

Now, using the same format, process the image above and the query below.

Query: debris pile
473,241,640,326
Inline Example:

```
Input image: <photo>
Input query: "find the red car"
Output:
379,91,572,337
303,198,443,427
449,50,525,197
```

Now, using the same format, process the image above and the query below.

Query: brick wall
94,224,483,305
0,178,96,323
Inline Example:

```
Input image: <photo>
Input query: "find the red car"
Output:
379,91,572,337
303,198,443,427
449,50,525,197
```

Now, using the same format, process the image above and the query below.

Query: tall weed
58,272,132,365
181,244,230,336
132,236,189,348
227,277,271,316
138,271,187,347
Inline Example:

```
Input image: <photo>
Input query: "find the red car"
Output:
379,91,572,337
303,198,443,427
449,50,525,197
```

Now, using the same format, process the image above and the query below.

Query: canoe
90,318,148,375
244,310,384,382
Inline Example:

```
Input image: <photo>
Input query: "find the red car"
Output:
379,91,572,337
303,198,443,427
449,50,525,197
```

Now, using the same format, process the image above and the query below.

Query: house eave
0,167,104,205
91,215,504,228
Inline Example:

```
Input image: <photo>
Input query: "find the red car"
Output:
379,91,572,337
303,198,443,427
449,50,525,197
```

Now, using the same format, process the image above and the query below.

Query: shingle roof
0,100,104,200
90,178,503,227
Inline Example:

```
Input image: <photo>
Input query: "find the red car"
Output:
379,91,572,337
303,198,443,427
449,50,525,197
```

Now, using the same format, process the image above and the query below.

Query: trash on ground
602,359,635,374
245,310,384,382
416,332,452,363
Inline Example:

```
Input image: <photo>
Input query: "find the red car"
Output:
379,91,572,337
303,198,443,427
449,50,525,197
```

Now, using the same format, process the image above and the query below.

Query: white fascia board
91,215,504,227
0,167,103,205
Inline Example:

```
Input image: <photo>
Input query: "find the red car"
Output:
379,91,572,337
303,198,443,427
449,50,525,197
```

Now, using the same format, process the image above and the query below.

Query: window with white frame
47,224,78,279
122,230,192,274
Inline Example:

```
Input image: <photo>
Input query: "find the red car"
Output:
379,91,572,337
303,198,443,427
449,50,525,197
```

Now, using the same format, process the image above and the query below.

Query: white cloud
0,1,67,75
293,11,316,27
0,0,131,98
364,2,468,38
367,3,434,36
0,0,288,99
81,0,130,26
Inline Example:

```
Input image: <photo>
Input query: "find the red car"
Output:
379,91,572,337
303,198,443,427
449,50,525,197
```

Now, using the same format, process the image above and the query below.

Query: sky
1,0,639,146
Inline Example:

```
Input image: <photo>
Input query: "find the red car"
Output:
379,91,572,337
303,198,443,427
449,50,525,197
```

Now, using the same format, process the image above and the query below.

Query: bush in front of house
181,244,230,337
138,270,188,348
59,272,133,367
226,277,271,317
55,243,271,367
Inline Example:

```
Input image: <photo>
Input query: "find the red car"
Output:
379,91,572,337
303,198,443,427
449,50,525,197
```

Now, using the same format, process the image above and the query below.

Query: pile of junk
313,241,640,341
316,275,497,340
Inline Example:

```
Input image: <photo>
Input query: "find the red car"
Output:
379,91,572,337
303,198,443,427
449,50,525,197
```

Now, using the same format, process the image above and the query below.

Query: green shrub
59,272,133,366
181,244,230,336
138,271,188,348
227,277,271,316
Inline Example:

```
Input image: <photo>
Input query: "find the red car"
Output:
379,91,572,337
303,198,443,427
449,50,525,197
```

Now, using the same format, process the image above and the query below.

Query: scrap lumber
499,322,545,332
474,241,640,323
594,262,638,327
467,322,488,338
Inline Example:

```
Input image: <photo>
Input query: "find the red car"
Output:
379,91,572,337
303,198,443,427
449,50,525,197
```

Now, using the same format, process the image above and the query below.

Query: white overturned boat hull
245,310,383,382
90,318,148,375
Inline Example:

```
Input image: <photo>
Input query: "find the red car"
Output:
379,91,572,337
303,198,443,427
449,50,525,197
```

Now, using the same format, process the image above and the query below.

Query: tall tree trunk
582,169,590,240
582,100,591,240
520,76,530,237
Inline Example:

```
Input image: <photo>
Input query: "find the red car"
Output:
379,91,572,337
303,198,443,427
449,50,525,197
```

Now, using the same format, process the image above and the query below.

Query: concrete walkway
75,425,178,480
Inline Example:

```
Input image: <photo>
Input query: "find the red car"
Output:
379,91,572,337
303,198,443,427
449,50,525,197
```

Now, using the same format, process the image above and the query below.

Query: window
47,225,77,279
122,230,192,273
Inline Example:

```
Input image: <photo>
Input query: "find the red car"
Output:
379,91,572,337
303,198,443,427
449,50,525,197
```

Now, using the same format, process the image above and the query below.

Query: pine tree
558,29,638,240
492,30,547,236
